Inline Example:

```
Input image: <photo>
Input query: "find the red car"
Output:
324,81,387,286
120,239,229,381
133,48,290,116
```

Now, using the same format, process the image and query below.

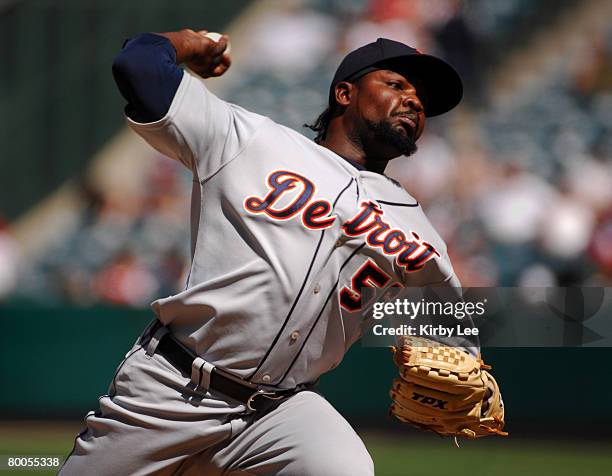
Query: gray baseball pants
59,333,374,475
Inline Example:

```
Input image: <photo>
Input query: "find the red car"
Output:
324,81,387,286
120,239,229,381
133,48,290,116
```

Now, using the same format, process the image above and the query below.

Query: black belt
155,329,296,412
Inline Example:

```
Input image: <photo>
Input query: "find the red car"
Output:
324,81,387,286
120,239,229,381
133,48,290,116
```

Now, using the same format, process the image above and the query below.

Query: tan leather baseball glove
390,337,507,439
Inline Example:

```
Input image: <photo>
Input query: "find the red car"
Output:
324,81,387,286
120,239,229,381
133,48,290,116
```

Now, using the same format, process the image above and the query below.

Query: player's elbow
111,34,183,121
111,45,158,107
111,36,161,93
112,50,139,92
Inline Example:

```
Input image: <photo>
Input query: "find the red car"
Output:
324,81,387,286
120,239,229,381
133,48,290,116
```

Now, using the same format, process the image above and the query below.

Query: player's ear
334,81,354,107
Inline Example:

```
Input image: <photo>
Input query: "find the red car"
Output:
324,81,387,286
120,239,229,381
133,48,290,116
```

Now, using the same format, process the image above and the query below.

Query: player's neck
320,126,388,174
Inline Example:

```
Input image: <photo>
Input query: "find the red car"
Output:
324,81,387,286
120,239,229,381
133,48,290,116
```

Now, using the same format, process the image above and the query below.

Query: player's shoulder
260,116,315,143
250,114,358,165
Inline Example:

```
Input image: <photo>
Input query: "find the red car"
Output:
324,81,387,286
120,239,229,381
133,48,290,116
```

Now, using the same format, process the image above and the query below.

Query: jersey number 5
339,259,393,312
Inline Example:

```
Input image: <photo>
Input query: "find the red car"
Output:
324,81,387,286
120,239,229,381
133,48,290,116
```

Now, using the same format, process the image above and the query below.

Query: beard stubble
367,118,418,157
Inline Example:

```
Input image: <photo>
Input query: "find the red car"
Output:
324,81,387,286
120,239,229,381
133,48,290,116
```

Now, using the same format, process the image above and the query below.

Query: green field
364,431,612,476
0,423,610,475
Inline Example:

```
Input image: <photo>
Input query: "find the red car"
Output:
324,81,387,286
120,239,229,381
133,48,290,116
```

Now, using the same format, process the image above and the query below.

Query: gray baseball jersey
128,71,459,389
60,69,463,476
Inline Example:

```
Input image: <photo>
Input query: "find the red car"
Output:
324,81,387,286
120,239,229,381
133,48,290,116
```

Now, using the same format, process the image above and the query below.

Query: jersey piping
247,177,356,381
278,243,366,385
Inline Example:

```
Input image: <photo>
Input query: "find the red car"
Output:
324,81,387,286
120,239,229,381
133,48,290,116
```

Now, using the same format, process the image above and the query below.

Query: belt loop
145,326,168,357
138,320,160,345
191,357,215,390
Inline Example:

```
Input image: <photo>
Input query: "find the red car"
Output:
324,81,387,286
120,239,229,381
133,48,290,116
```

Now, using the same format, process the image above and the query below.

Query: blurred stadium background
0,0,611,474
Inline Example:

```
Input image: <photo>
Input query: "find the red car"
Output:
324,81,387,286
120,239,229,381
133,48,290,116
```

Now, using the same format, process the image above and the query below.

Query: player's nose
402,94,423,113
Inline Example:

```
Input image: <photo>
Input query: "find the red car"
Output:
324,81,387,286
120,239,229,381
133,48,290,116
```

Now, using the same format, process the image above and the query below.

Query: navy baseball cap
329,38,463,117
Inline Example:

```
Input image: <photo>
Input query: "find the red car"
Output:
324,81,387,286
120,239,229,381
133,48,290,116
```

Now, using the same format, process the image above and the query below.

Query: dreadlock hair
305,95,350,144
304,106,336,144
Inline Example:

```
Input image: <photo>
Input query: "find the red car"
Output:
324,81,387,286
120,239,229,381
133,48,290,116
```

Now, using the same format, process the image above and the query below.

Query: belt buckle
246,389,283,412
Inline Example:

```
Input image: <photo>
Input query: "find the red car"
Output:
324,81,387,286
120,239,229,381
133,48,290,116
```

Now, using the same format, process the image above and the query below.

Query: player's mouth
394,113,418,134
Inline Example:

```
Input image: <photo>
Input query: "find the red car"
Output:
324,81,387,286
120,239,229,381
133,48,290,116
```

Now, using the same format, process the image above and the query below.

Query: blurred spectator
242,0,338,78
386,133,458,205
517,263,558,287
0,215,20,298
432,0,482,103
92,251,158,307
571,28,612,95
156,249,188,297
451,252,500,287
563,157,612,215
539,192,596,260
589,211,612,276
11,1,612,302
477,165,558,245
342,0,422,52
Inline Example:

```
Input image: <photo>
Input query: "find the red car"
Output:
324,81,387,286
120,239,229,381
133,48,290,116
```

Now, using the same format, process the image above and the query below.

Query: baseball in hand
203,32,231,54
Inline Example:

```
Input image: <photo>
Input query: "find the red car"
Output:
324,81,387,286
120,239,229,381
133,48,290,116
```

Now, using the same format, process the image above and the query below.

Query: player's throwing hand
157,28,231,78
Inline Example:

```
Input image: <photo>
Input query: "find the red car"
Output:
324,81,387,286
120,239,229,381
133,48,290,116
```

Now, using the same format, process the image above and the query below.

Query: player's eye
387,81,403,90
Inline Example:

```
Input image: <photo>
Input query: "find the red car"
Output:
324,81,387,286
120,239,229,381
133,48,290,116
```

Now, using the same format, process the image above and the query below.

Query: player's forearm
157,29,231,79
112,33,183,122
155,29,206,64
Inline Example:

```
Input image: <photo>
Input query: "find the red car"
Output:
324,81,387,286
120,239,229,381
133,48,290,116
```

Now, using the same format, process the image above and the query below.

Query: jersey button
262,374,271,383
335,238,343,247
313,283,321,294
290,331,300,341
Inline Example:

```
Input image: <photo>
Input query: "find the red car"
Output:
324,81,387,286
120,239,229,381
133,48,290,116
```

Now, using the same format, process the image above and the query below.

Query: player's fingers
195,30,226,56
208,54,224,69
211,35,229,56
210,47,231,68
210,60,230,77
195,30,211,49
220,53,231,67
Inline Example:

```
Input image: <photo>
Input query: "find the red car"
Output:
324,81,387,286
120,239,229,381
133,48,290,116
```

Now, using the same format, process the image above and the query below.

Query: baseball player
60,30,505,476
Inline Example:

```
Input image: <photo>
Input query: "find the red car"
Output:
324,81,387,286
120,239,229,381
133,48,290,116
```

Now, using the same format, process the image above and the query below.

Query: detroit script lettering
244,170,440,272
